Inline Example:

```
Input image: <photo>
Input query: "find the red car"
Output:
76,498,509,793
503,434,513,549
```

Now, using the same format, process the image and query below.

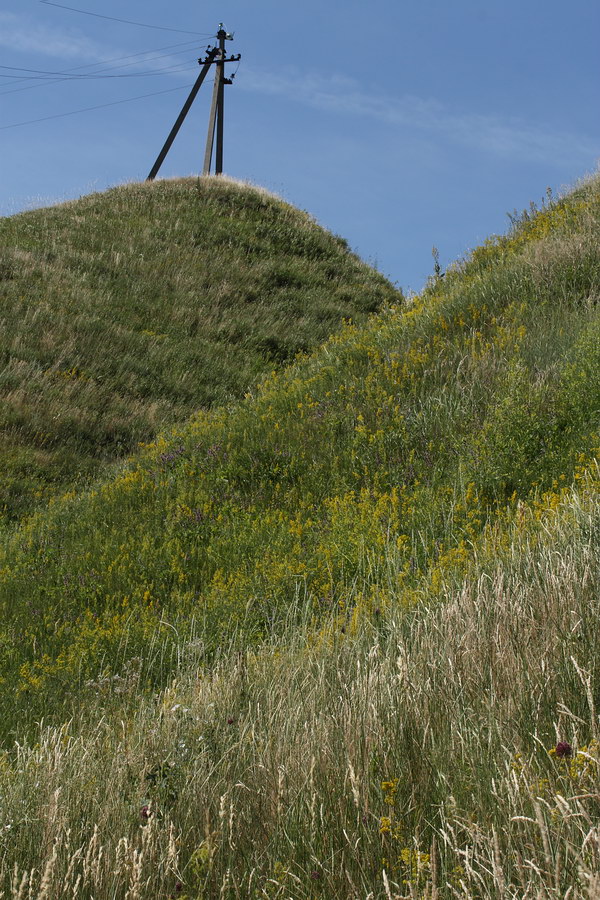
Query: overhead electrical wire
0,74,52,81
0,61,201,79
0,83,192,131
1,6,238,134
39,1,215,37
0,40,208,96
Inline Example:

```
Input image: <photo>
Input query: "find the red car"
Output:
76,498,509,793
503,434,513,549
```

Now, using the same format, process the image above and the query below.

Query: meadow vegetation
2,468,599,898
0,176,394,522
0,174,598,897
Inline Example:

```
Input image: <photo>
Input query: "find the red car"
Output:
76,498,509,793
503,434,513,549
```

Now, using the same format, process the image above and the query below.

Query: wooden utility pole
147,24,239,181
203,25,235,176
202,33,222,177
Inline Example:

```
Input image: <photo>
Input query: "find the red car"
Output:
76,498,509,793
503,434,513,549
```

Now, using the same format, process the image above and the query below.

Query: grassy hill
0,176,395,523
0,174,598,897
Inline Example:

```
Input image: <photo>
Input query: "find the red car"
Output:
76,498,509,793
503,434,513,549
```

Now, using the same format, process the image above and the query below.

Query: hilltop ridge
0,176,396,522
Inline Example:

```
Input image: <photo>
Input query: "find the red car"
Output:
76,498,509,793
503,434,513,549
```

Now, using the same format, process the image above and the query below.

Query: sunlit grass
0,174,598,739
0,173,598,897
1,465,599,898
0,176,396,522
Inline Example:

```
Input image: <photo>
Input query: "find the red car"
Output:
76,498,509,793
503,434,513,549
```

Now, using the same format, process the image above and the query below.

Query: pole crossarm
204,53,241,64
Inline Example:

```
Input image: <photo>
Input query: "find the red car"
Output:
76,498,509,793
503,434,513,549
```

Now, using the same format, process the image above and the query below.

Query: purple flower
555,741,573,759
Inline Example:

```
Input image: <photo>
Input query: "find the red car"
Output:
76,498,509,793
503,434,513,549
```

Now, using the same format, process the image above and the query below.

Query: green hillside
0,176,394,522
0,175,598,897
3,472,599,899
1,174,599,728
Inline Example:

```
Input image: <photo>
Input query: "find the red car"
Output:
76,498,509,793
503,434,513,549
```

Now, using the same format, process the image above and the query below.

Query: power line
39,1,214,37
0,62,199,79
0,40,204,97
0,83,191,131
0,74,53,81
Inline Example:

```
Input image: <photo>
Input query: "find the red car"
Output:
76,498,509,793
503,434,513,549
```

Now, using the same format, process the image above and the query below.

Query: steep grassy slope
0,177,395,522
0,175,598,743
2,468,599,898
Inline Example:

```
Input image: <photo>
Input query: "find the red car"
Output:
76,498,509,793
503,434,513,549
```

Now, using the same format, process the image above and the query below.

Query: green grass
0,174,598,742
0,176,396,522
0,173,599,897
1,465,599,899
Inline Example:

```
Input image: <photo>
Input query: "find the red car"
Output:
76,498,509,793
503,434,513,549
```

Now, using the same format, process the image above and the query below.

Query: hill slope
0,175,598,740
3,469,599,898
0,177,395,522
0,177,598,897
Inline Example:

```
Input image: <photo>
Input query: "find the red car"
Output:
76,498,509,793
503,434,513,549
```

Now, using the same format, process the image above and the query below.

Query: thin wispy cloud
0,12,198,76
0,12,102,60
239,66,597,169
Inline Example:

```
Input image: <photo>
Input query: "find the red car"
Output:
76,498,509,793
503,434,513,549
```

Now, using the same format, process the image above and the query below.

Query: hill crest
0,176,397,522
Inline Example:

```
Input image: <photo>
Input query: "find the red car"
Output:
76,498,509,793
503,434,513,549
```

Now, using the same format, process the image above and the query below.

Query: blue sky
1,0,598,292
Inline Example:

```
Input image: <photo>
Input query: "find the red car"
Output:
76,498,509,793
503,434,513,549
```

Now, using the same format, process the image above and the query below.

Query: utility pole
203,25,236,176
147,24,239,181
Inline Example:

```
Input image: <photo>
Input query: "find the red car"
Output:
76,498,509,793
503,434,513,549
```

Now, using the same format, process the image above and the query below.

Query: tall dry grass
1,466,599,898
